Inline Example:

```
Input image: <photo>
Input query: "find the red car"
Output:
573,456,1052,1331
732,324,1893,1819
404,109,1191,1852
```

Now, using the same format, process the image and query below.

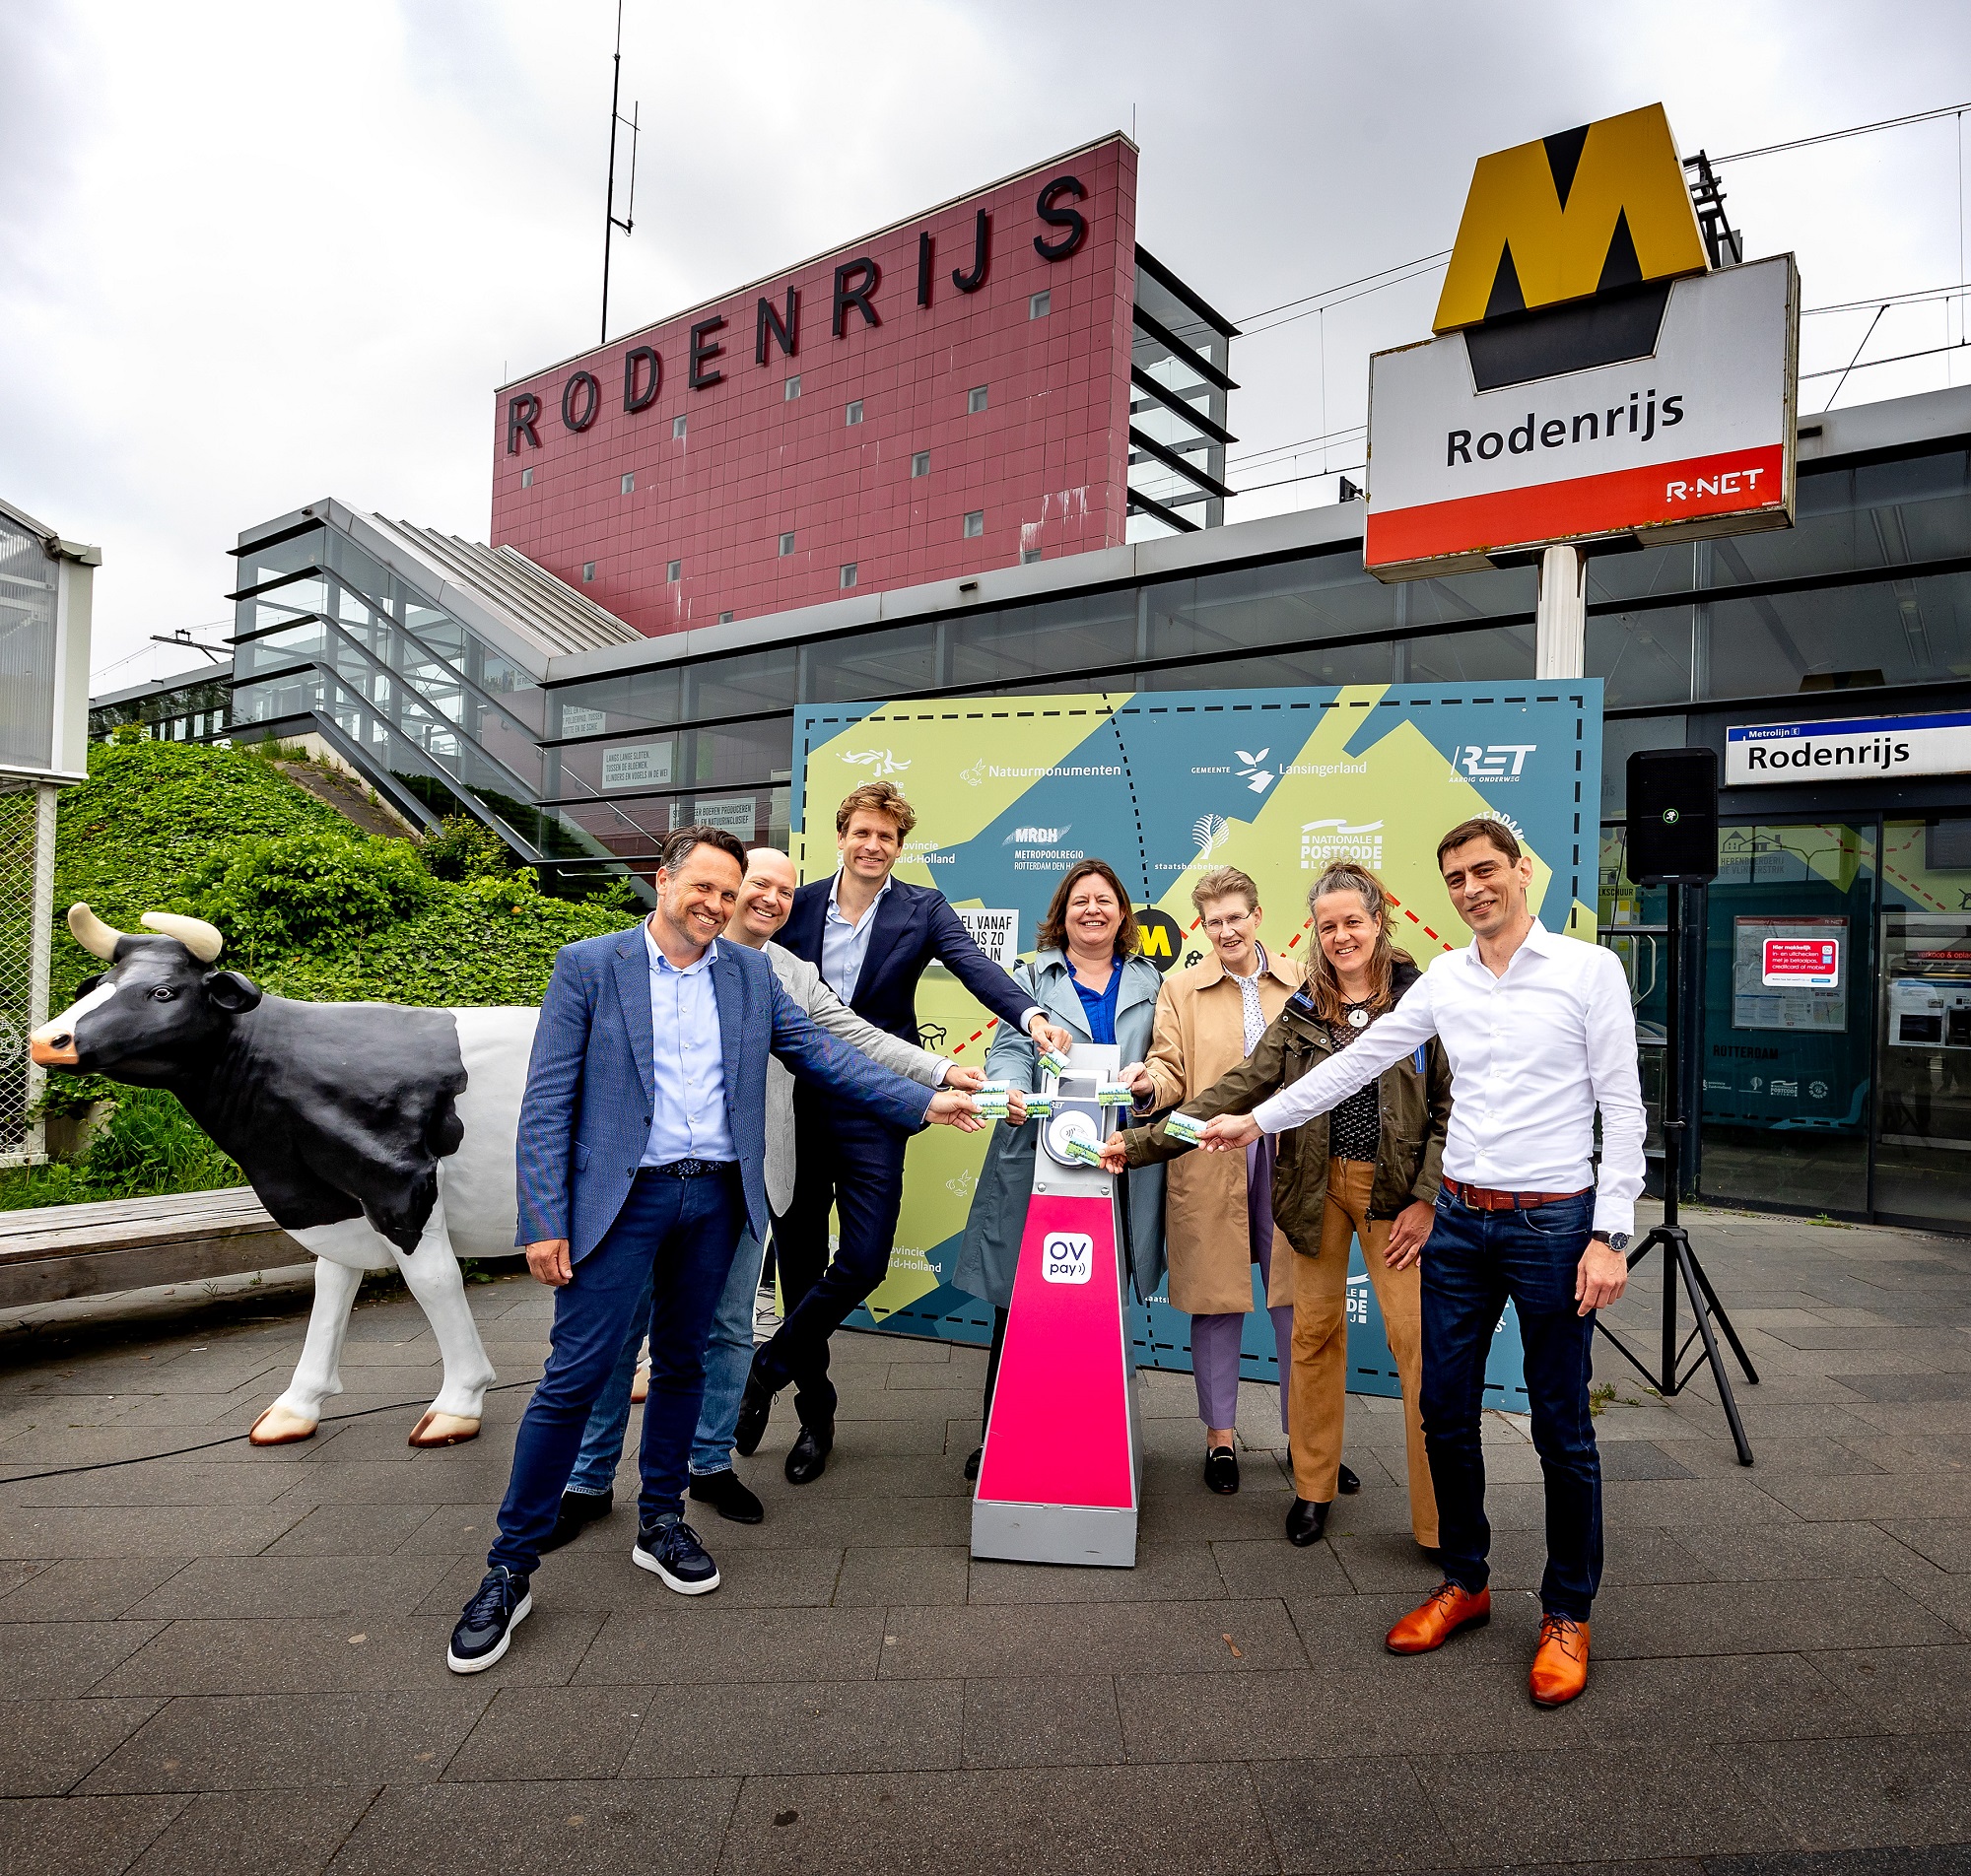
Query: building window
967,385,988,415
718,610,734,624
582,562,596,582
779,531,795,557
1022,547,1042,565
621,472,636,495
846,399,863,426
840,563,857,589
912,450,930,478
520,467,534,488
666,559,682,583
673,415,687,439
785,374,801,400
1029,291,1052,319
963,510,985,539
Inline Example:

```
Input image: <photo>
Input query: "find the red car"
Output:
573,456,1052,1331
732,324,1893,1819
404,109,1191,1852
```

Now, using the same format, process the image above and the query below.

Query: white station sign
1728,708,1971,786
1366,254,1799,576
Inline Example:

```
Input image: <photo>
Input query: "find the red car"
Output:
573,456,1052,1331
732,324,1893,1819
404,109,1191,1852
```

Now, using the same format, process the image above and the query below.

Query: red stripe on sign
1366,444,1786,568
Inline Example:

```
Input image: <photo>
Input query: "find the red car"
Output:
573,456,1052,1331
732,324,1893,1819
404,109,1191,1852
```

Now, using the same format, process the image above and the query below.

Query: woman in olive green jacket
1108,861,1452,1554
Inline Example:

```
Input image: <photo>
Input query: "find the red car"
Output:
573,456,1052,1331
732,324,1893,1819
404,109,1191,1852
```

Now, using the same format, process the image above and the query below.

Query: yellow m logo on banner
1433,104,1709,333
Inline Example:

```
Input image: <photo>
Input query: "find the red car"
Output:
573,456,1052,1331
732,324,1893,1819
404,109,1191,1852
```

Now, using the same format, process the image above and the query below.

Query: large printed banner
791,681,1603,1407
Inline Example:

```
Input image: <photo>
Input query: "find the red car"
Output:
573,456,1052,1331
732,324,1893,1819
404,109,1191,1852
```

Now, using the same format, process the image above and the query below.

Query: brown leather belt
1442,1176,1591,1211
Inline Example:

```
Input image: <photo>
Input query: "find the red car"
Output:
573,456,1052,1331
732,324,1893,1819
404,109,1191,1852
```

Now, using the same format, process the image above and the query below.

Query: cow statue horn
141,912,225,962
67,903,125,960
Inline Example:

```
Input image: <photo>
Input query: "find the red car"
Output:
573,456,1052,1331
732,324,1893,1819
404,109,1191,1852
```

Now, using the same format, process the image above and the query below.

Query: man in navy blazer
448,824,980,1674
738,778,1073,1483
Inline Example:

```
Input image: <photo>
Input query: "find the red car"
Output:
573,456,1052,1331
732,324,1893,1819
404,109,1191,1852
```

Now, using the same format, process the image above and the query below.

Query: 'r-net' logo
1451,743,1536,780
1042,1233,1094,1285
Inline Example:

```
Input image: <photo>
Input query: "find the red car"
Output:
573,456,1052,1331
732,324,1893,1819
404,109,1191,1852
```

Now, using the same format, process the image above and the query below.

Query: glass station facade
230,388,1971,1227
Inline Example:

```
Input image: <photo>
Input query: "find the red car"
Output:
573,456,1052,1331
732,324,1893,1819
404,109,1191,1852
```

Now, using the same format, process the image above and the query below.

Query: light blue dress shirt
819,871,892,1004
640,922,738,1167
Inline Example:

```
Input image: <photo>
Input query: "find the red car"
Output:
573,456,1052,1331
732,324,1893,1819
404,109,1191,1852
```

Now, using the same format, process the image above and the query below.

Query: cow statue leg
390,1177,499,1448
249,1229,377,1444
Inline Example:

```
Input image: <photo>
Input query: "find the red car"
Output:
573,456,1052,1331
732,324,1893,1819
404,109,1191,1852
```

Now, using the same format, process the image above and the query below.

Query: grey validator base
31,905,534,1451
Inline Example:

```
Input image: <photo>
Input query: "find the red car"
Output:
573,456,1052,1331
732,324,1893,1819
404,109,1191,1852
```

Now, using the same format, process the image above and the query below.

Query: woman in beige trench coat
1121,864,1329,1495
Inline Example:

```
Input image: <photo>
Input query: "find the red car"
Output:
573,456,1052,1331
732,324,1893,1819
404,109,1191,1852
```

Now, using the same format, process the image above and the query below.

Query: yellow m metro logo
1432,104,1709,333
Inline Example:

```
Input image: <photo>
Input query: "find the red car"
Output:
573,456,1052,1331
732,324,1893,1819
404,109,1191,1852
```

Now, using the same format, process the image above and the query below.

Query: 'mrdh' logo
1433,103,1708,333
1043,1233,1094,1285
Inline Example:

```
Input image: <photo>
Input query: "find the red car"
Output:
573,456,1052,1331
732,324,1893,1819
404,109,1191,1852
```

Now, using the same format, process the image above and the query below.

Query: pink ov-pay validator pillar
972,1044,1144,1568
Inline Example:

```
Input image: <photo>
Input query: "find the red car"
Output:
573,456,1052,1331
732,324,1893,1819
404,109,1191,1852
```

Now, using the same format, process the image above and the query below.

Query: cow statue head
30,904,263,1085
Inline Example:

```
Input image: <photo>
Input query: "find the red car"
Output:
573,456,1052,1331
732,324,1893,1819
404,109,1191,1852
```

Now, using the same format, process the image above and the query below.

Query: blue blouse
1070,958,1124,1045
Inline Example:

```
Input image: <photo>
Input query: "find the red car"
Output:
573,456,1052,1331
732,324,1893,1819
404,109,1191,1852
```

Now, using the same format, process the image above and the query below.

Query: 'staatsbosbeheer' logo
1042,1233,1094,1285
842,748,911,776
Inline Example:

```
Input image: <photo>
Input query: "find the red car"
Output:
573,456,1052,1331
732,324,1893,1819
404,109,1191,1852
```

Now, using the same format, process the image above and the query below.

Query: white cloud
1,0,1965,684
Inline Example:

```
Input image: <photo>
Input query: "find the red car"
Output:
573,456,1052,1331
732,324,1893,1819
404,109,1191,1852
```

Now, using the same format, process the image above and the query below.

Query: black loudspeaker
1626,748,1719,885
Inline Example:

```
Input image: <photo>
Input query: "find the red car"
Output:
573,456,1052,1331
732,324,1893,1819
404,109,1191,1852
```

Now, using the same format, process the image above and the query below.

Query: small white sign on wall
600,741,674,789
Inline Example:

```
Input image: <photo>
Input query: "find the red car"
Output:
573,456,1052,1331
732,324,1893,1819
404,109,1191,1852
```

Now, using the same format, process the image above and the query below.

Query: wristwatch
1591,1231,1631,1252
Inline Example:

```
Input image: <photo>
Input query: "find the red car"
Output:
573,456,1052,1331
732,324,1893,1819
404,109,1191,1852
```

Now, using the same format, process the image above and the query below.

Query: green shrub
16,740,644,1211
189,828,435,960
416,815,514,883
0,1089,240,1212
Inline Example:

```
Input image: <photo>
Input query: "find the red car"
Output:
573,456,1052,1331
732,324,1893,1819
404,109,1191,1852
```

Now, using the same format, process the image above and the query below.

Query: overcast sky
4,0,1967,689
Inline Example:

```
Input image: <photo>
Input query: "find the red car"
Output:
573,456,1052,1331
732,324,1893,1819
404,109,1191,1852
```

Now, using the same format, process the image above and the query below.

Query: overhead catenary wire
1704,100,1971,166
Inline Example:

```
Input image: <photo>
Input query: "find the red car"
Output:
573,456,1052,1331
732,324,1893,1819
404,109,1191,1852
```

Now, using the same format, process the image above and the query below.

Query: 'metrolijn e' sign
1728,708,1971,785
1363,104,1798,578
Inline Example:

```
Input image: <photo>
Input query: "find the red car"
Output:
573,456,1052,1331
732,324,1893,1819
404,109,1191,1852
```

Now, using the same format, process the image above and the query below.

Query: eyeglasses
1201,910,1256,934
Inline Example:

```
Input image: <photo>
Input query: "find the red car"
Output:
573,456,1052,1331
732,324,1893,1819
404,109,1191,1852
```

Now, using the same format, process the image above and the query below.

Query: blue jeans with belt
565,1225,769,1494
489,1164,743,1576
1419,1187,1602,1621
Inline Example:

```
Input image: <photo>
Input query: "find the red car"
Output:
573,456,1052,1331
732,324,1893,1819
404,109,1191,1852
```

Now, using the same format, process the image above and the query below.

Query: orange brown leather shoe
1529,1614,1590,1705
1385,1580,1491,1654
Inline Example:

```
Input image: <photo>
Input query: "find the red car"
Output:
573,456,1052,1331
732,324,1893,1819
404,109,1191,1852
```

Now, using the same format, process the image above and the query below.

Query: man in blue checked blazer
448,824,982,1675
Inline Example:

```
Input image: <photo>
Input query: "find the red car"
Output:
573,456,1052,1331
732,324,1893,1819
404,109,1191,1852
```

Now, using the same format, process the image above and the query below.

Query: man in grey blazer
448,826,983,1674
547,845,994,1536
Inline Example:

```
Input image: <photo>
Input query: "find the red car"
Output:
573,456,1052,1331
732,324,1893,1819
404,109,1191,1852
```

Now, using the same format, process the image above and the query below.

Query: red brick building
491,134,1233,636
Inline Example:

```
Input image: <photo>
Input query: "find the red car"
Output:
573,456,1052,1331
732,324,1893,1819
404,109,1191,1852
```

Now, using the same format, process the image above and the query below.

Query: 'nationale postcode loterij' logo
1432,102,1708,333
1042,1233,1094,1285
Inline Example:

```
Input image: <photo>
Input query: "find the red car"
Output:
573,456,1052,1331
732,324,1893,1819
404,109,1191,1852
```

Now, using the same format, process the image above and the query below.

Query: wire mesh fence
0,777,52,1166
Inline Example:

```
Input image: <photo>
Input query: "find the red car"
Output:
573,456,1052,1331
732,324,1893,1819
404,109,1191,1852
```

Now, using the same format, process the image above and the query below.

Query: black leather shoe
1204,1445,1240,1494
964,1445,983,1482
785,1423,833,1485
689,1468,765,1524
538,1487,613,1554
734,1367,774,1458
1285,1497,1330,1547
1337,1462,1361,1496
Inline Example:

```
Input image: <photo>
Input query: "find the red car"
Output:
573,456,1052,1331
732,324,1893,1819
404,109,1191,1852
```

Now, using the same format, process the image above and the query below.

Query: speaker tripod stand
1596,878,1760,1466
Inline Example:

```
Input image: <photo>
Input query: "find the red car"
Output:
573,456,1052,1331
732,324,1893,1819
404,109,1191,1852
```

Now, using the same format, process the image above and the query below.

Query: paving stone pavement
0,1203,1967,1875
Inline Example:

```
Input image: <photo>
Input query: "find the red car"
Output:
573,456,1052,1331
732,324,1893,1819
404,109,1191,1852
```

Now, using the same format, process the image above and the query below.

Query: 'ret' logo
1432,103,1709,333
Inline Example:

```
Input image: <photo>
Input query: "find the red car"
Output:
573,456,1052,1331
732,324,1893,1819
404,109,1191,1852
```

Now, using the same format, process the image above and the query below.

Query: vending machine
970,1044,1143,1569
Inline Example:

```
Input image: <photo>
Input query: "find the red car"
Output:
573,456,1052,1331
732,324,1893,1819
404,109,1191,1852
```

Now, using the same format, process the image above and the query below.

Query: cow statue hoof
248,1403,319,1445
409,1409,481,1448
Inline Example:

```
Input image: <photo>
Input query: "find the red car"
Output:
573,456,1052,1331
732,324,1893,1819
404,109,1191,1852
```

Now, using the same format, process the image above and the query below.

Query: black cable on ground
0,1374,544,1487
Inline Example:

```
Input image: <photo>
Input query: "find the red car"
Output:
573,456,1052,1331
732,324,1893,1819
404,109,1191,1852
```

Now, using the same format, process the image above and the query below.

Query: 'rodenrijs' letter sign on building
1364,104,1798,579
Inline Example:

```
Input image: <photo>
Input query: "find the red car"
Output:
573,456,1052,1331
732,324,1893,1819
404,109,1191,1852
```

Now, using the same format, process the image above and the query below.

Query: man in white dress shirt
1194,815,1644,1707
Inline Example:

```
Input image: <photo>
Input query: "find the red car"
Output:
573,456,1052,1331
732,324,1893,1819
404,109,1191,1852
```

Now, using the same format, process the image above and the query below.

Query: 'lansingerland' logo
842,748,911,777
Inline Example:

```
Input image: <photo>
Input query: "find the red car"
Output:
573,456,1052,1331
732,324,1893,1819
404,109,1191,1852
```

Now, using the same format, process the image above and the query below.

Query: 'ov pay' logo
1042,1233,1094,1285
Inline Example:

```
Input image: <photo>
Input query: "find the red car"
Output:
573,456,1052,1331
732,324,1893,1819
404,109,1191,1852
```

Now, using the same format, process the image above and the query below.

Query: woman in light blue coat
951,857,1167,1477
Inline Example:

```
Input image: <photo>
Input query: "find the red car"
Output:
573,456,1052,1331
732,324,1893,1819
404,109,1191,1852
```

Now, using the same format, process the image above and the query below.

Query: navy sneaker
446,1565,531,1674
632,1513,720,1594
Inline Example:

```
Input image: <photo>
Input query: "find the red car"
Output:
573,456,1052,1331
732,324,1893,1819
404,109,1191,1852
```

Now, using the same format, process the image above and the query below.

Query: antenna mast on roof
600,0,640,345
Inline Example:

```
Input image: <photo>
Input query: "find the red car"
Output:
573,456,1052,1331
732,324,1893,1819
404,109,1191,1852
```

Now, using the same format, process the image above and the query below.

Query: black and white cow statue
29,904,538,1448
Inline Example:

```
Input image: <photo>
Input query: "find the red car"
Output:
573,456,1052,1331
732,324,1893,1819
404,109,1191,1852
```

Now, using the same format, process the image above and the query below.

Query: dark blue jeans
751,1092,909,1430
489,1166,743,1575
1420,1188,1602,1620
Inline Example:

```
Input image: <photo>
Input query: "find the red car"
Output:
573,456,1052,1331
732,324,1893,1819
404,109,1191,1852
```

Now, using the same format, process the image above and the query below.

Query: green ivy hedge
6,739,639,1211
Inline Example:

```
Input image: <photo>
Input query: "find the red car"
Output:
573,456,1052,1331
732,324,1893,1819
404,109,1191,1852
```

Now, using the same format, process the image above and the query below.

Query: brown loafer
1529,1614,1590,1706
1385,1580,1491,1654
